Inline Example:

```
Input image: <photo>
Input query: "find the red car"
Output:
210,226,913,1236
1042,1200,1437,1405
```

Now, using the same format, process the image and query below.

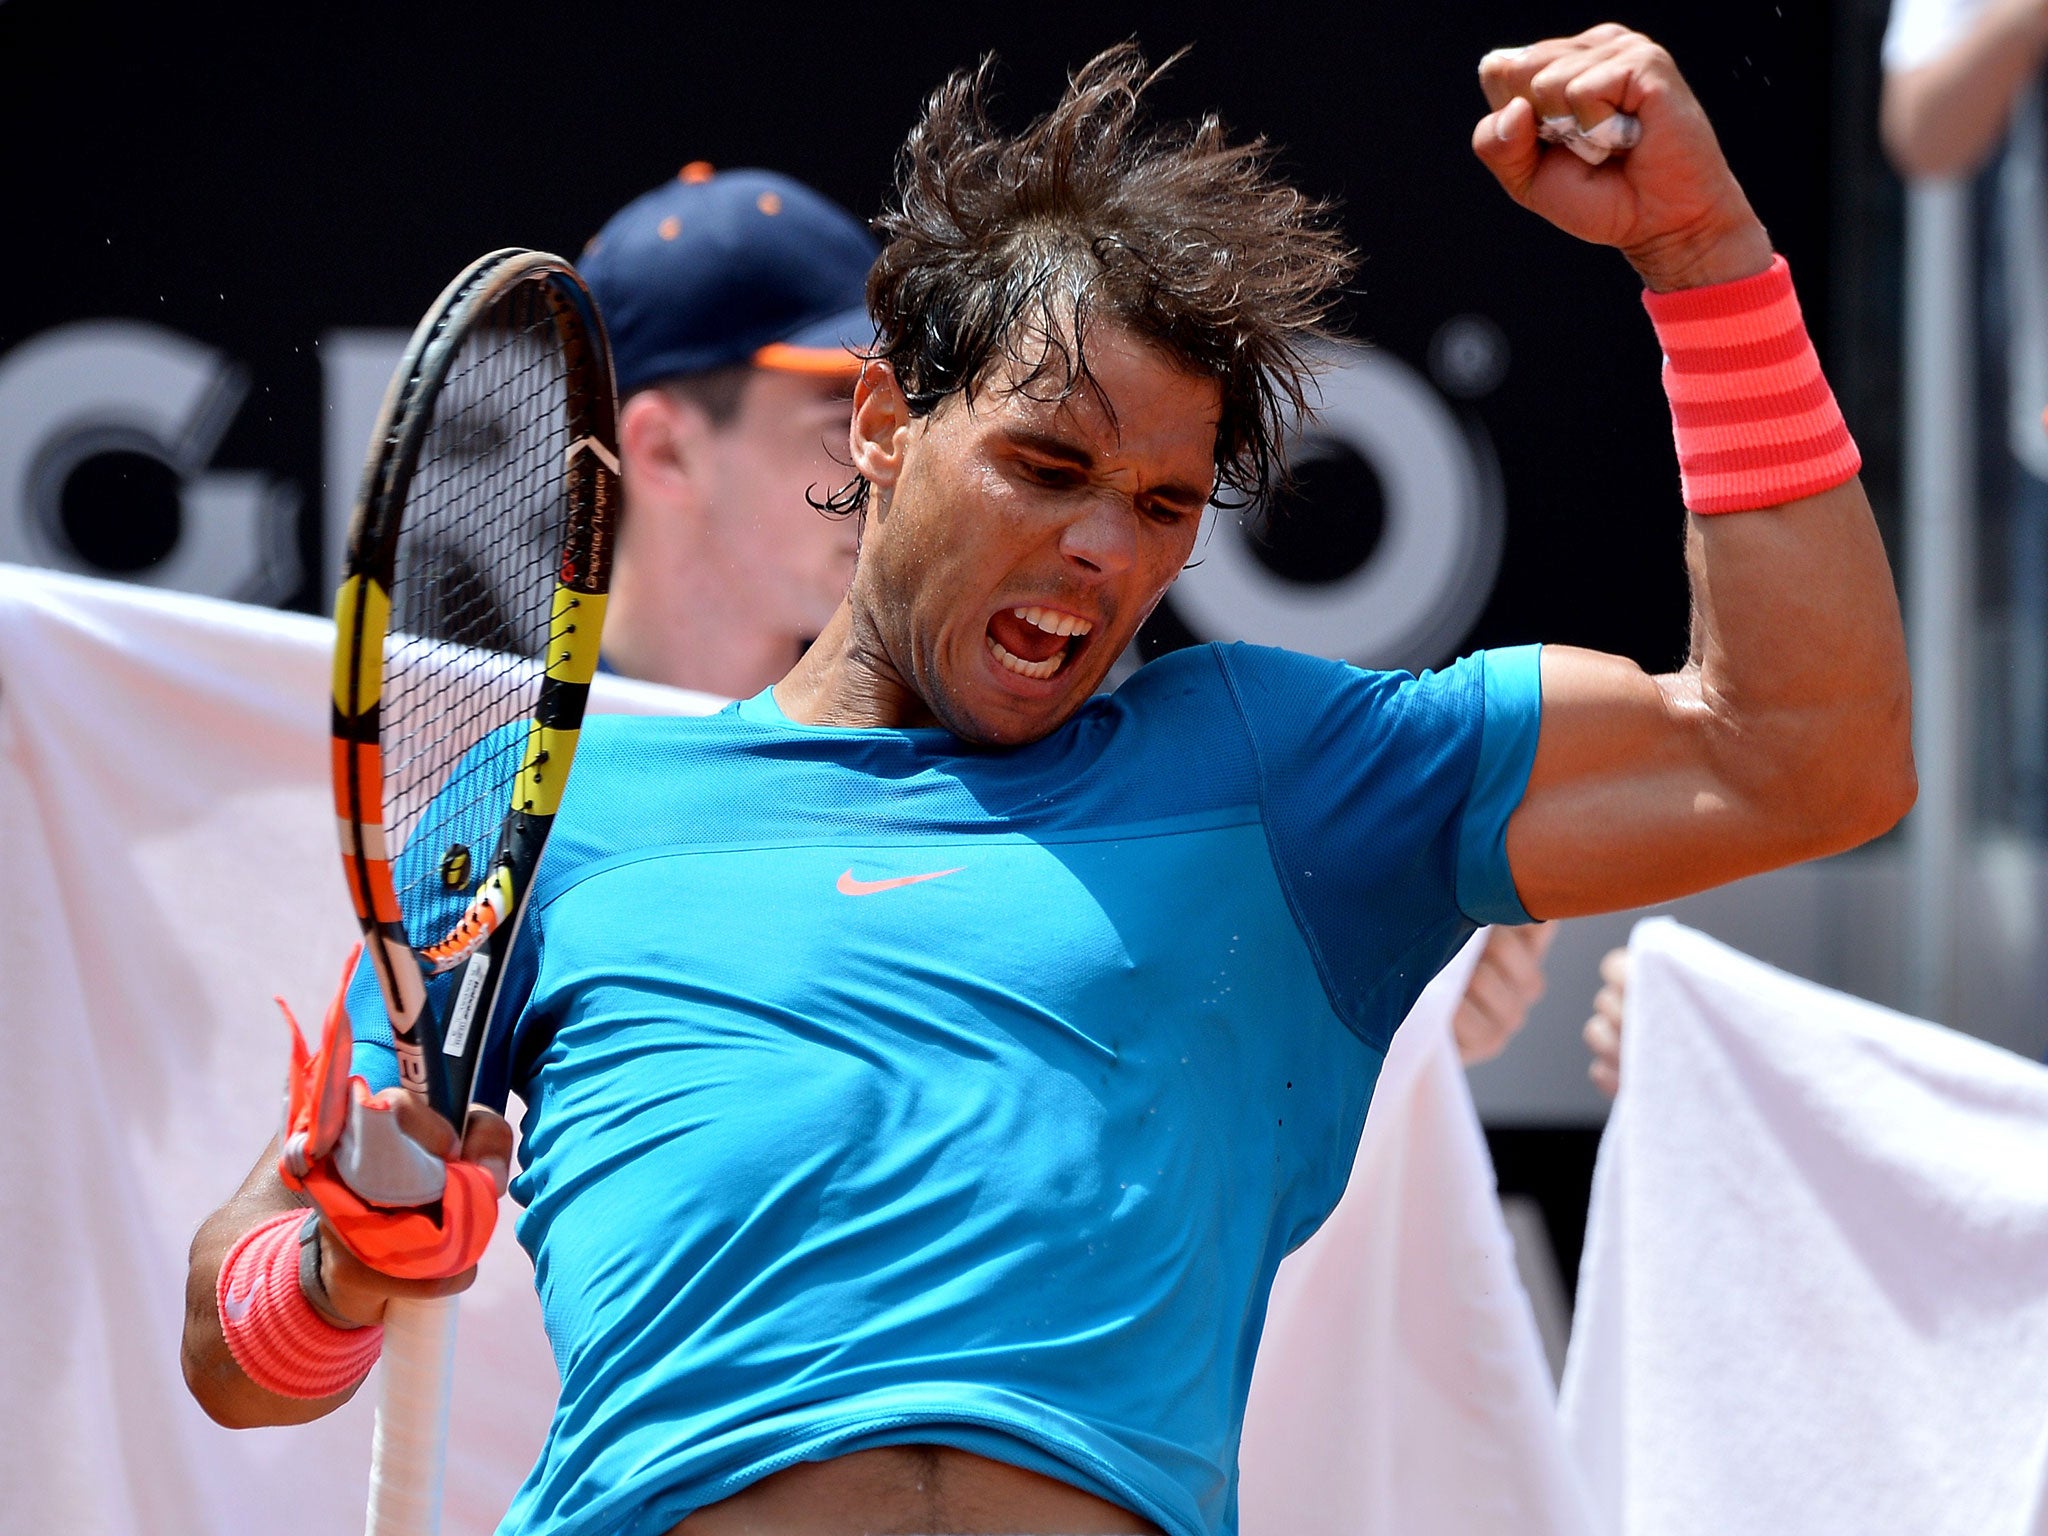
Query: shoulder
1193,641,1455,735
549,705,750,822
1110,639,1396,708
1201,643,1541,793
572,703,745,762
1103,642,1443,759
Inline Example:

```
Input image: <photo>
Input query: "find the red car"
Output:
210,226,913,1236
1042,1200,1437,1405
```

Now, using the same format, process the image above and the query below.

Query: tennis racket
332,247,617,1536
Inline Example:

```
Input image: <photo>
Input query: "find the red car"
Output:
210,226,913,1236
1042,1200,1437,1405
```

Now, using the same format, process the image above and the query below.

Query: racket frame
332,247,617,1125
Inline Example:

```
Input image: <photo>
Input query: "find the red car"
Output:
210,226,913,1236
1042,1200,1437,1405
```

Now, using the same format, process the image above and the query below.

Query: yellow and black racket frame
331,249,617,1124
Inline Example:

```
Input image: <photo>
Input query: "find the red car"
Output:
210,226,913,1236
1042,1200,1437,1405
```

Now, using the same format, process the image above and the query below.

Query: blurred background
3,0,2026,1299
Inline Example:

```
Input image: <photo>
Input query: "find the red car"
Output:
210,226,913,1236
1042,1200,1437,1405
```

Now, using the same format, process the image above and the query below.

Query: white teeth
1013,605,1093,637
989,637,1064,680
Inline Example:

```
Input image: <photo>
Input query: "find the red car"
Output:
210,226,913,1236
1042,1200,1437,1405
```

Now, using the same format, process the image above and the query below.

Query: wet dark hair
820,43,1354,519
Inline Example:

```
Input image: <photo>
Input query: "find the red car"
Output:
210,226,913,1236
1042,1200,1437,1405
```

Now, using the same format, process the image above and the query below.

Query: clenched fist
1472,25,1775,292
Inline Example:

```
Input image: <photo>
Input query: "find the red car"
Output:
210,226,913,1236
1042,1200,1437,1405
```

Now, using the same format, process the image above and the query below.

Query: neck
773,603,938,729
603,514,806,700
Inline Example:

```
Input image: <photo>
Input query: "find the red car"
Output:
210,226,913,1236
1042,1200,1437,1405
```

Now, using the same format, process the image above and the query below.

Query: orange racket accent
330,738,386,819
363,860,401,925
331,739,353,818
419,867,512,971
342,856,402,924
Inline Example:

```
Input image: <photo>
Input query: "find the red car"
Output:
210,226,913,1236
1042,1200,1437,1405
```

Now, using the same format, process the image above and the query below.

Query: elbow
181,1339,249,1429
1860,684,1919,838
1726,677,1915,859
181,1337,351,1429
1777,698,1918,855
1839,746,1917,848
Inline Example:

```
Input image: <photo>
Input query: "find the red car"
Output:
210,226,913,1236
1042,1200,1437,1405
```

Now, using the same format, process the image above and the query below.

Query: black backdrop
4,0,1847,671
5,0,1885,1287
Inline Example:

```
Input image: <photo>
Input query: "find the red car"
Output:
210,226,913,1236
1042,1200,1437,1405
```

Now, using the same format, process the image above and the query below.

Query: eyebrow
1001,427,1212,510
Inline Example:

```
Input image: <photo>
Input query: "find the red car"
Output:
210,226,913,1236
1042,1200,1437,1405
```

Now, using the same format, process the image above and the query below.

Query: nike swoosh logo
837,866,965,897
222,1285,257,1325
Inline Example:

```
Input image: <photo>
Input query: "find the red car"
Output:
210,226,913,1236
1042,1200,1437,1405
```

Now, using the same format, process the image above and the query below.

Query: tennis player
183,27,1911,1536
584,163,1557,1058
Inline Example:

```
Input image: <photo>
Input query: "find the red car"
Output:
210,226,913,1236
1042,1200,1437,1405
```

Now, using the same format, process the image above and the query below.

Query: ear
618,389,710,501
849,360,912,495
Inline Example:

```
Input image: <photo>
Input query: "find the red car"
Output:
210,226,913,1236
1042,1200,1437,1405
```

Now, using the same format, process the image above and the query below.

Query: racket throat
362,928,455,1116
421,864,515,973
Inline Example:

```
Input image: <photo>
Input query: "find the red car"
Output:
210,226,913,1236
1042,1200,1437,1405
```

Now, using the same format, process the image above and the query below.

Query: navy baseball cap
581,163,879,396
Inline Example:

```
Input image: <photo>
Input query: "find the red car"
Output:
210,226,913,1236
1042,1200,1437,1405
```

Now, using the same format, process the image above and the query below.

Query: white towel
0,563,1578,1535
0,563,697,1536
1559,918,2048,1536
1240,937,1594,1536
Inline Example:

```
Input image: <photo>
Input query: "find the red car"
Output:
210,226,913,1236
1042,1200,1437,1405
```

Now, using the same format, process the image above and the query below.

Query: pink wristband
1642,254,1861,514
217,1208,383,1399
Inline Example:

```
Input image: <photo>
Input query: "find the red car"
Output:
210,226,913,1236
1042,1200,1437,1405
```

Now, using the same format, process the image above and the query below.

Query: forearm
1645,232,1913,850
1510,297,1911,916
1882,0,2048,179
1516,484,1910,915
181,1140,362,1428
1666,477,1911,874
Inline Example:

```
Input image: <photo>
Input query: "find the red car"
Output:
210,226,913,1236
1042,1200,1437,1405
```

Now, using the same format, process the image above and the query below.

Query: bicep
1504,644,1759,919
1505,478,1911,917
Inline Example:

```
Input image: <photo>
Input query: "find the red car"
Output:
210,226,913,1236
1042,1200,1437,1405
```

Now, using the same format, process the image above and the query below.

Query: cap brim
753,302,873,376
753,342,864,376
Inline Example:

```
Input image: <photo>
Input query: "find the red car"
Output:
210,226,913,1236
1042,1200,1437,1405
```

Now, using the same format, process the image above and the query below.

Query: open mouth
985,605,1094,682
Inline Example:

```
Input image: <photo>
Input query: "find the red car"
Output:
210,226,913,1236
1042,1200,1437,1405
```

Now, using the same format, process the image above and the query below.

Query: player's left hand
1472,24,1775,291
1453,922,1556,1067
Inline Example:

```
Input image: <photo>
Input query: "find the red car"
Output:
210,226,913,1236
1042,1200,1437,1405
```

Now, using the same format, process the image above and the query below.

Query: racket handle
365,1294,459,1536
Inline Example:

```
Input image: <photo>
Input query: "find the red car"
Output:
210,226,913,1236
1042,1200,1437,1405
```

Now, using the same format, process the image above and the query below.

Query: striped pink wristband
1642,254,1861,514
217,1208,383,1399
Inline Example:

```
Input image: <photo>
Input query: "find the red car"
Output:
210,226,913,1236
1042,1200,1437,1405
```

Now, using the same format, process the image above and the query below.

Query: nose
1057,490,1138,578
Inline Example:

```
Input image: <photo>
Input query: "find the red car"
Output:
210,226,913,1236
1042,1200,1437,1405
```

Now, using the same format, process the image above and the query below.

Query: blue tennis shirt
347,640,1544,1536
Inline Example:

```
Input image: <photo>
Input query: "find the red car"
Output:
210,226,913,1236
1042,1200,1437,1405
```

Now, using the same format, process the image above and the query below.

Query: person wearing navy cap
579,163,877,697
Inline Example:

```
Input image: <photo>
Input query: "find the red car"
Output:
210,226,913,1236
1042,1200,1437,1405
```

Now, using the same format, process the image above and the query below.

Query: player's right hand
276,944,505,1281
1471,25,1774,292
304,1097,513,1329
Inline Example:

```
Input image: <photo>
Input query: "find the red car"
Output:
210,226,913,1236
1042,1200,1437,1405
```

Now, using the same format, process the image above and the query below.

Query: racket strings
382,282,574,947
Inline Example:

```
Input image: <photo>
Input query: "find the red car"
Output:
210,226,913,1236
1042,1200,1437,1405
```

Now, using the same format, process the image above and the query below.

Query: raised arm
1471,27,1915,920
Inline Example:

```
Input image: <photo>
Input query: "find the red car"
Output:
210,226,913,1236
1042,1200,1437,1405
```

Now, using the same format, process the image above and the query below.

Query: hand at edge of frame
1582,946,1630,1099
1454,922,1557,1067
1472,24,1775,291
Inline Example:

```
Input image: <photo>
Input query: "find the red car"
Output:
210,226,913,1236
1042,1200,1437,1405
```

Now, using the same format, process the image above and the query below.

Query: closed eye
1017,458,1086,489
1139,496,1203,526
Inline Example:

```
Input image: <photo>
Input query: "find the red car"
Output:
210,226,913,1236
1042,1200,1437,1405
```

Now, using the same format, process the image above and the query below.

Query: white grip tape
365,1295,459,1536
1538,111,1642,165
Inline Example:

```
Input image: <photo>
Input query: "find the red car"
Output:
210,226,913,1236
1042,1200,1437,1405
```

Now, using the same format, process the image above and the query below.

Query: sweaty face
704,369,862,637
852,326,1221,745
